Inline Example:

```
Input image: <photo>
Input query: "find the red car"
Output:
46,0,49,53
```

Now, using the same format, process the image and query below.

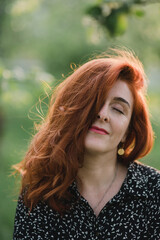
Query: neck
77,150,118,189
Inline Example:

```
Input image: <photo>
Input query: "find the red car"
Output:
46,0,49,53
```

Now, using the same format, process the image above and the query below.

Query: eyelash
112,107,124,115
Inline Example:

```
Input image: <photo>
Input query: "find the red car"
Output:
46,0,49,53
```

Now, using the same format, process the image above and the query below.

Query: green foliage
133,9,145,17
0,65,55,113
0,0,9,36
86,3,130,36
86,1,150,37
0,64,55,240
103,6,129,36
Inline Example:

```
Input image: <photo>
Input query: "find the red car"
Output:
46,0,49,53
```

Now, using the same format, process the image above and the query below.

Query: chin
84,133,113,154
84,141,108,154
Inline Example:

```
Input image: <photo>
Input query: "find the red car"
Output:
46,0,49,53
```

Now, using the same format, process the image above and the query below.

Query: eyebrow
113,97,130,108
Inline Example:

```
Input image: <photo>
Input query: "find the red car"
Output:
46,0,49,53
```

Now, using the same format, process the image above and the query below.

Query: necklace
93,162,118,212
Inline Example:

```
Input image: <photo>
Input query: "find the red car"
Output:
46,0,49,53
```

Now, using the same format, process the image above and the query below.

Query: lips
89,126,109,135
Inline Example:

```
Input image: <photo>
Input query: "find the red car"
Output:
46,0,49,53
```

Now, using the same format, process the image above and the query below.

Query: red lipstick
89,126,109,135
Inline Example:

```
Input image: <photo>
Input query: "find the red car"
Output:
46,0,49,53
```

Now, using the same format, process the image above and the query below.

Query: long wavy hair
13,49,154,213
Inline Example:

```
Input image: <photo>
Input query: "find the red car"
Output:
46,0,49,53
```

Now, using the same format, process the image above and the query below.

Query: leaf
86,5,102,20
104,12,128,36
134,9,145,17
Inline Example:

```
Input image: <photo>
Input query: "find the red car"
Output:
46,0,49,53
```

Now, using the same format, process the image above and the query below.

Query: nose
97,104,109,122
97,114,109,122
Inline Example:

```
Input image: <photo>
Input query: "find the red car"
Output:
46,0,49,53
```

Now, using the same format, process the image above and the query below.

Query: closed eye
112,107,124,115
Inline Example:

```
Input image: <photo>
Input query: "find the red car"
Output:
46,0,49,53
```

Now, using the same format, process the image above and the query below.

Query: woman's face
84,80,134,155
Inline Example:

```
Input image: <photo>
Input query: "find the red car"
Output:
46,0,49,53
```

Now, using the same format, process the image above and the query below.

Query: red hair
13,49,154,213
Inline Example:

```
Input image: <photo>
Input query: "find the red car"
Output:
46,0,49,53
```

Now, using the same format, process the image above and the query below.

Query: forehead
107,80,134,108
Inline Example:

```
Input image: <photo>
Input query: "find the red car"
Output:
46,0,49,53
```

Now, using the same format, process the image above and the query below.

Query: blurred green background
0,0,160,239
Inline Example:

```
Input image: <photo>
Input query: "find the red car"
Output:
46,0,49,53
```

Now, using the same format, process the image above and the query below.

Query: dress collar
69,161,149,201
119,161,149,199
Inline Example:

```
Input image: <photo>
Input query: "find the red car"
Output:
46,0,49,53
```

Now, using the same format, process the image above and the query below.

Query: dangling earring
118,143,125,155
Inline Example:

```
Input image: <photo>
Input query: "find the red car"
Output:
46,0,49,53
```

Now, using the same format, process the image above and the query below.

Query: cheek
112,118,130,137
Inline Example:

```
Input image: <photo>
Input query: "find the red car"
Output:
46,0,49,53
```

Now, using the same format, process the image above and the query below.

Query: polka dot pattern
13,162,160,239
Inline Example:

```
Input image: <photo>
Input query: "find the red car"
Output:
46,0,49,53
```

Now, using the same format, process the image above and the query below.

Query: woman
13,49,160,239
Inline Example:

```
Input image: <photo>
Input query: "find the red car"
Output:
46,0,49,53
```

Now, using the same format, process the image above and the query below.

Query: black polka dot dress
13,162,160,239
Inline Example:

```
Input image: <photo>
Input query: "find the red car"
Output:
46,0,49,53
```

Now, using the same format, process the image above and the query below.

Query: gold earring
118,148,125,155
118,142,125,155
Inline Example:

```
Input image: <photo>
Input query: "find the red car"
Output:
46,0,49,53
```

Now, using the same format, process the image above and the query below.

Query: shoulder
133,161,160,181
13,195,59,239
15,194,58,218
14,194,59,227
130,161,160,200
